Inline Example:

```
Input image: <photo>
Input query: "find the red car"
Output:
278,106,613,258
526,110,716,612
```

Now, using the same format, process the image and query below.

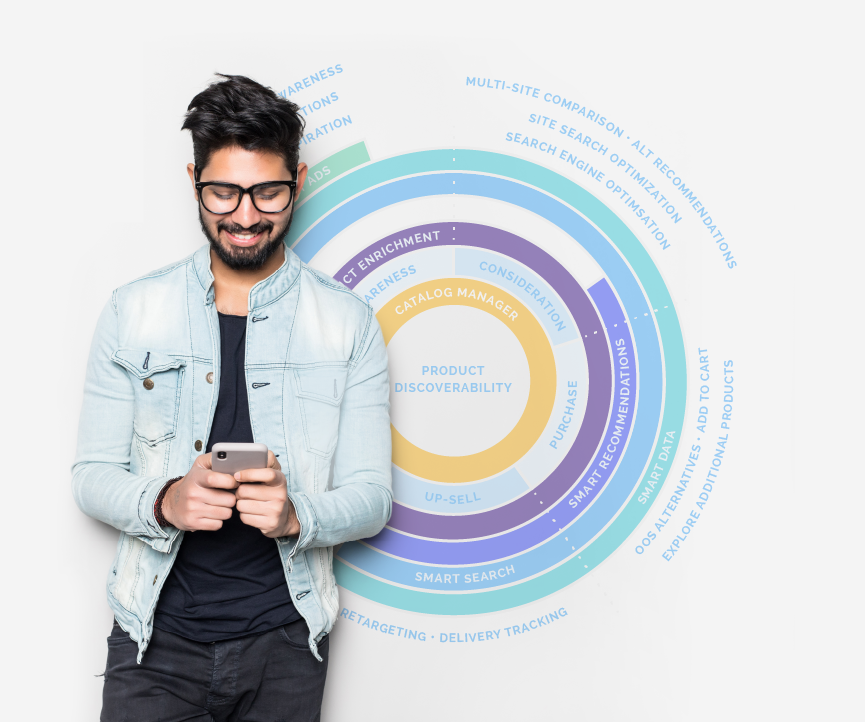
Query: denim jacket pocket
295,365,348,457
112,349,186,446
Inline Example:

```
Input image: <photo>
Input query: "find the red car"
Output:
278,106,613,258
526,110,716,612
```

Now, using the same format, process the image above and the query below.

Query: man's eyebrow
198,179,295,184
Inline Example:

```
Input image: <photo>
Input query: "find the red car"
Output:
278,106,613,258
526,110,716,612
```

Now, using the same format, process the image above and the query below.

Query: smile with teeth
226,231,263,245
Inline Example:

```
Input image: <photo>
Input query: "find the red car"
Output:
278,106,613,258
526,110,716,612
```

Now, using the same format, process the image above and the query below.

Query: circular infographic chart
289,149,685,615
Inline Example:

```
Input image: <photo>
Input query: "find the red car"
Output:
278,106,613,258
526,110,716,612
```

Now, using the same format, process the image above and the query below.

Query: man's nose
231,192,262,228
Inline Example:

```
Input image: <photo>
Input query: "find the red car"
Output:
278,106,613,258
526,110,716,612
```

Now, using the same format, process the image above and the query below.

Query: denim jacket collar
191,241,302,310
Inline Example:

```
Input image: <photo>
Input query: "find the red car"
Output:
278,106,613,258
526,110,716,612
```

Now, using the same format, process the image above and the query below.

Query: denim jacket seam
202,296,221,455
192,247,212,292
118,352,210,364
246,314,258,444
304,265,372,313
280,285,300,490
186,269,195,445
172,368,184,439
134,436,146,475
161,438,171,476
288,492,320,559
298,265,373,371
305,266,366,299
138,477,170,540
358,305,375,368
347,305,375,372
116,255,195,293
307,497,321,547
250,270,300,312
267,361,349,370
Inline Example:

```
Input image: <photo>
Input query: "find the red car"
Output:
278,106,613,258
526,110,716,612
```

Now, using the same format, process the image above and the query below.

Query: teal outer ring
287,149,686,614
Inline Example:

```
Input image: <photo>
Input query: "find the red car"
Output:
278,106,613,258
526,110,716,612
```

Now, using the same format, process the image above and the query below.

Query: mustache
217,220,274,235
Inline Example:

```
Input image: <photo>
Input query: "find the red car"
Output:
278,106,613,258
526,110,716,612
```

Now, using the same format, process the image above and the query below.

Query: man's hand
161,454,238,531
235,452,300,538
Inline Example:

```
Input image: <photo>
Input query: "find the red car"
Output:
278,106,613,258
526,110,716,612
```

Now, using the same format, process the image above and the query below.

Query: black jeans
101,619,329,722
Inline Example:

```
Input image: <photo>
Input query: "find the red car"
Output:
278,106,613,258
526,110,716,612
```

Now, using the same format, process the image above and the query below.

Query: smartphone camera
217,451,227,460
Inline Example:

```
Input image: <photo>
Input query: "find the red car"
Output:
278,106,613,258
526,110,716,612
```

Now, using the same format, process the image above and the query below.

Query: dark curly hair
182,74,305,179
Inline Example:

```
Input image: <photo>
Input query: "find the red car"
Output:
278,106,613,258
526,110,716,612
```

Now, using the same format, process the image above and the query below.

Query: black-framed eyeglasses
194,178,298,215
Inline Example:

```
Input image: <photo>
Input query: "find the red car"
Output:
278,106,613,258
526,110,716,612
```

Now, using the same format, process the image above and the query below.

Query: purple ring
336,222,612,540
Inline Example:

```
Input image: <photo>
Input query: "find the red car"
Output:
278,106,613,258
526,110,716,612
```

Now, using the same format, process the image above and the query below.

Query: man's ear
295,162,309,197
187,164,198,199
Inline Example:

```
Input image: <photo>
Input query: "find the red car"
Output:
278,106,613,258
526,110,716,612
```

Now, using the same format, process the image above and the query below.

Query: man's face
189,147,305,271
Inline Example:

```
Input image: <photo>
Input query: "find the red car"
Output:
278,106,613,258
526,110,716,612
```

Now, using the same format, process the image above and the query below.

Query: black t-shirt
154,312,300,642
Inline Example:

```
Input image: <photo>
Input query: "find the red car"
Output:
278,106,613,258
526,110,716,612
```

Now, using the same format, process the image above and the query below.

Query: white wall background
1,1,862,720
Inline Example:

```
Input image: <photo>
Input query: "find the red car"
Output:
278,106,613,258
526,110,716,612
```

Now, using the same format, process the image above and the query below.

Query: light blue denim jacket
72,242,392,662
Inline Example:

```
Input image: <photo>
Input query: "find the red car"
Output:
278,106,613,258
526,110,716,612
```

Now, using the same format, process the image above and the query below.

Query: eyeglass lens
200,183,294,214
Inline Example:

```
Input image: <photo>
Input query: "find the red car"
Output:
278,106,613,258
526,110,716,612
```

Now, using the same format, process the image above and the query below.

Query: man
72,74,392,721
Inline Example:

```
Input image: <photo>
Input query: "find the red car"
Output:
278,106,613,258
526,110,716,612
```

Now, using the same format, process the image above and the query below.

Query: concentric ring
288,149,686,613
381,277,557,484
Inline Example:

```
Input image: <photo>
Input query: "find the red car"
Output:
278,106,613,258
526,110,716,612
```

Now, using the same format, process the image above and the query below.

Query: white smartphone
211,442,269,476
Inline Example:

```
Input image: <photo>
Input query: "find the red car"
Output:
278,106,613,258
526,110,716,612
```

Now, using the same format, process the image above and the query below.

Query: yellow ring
379,278,556,483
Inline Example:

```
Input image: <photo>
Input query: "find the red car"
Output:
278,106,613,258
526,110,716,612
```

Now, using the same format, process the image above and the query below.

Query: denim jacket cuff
283,490,319,562
138,477,176,547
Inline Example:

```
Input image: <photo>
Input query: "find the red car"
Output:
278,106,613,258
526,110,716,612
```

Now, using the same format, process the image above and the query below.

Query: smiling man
72,74,393,721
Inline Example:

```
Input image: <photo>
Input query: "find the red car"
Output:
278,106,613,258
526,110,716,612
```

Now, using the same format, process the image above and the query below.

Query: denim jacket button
143,378,155,390
206,372,214,384
194,440,203,451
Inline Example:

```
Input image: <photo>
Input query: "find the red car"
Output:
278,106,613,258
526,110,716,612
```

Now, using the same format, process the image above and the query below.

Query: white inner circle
387,305,531,457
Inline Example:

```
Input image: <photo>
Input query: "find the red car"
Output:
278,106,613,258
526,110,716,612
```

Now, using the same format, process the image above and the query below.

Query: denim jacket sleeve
71,297,175,550
285,311,393,555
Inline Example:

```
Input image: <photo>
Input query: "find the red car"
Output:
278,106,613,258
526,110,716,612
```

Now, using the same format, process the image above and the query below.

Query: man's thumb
195,452,213,470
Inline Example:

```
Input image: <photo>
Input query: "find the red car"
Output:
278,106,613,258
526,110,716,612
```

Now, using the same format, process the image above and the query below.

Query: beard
199,208,294,271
